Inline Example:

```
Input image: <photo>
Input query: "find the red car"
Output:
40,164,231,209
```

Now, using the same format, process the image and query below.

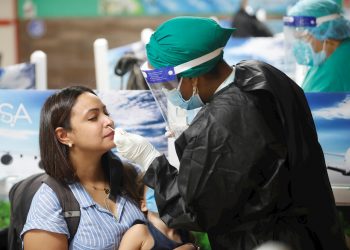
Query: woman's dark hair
39,86,96,182
122,162,144,205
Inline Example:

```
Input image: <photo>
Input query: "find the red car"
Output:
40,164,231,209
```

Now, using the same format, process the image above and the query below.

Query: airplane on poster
325,148,350,176
0,150,43,199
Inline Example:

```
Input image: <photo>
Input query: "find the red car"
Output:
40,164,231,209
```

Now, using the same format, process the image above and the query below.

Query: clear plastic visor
140,61,180,91
140,47,223,136
140,62,198,138
140,61,179,129
282,18,313,83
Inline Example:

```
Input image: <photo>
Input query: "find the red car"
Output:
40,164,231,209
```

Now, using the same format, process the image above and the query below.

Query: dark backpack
8,173,81,250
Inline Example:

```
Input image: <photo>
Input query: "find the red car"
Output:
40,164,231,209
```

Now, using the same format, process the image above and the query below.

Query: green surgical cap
146,16,235,77
288,0,341,18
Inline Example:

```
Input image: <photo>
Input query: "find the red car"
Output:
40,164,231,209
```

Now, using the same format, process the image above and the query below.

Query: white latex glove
164,126,175,138
114,128,161,171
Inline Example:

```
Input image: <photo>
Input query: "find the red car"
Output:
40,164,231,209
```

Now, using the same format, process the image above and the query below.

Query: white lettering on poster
0,103,33,127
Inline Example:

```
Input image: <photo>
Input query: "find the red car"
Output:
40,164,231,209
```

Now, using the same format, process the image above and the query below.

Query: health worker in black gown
114,16,347,250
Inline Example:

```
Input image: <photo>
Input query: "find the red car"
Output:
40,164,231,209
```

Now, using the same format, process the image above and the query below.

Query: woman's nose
104,115,114,127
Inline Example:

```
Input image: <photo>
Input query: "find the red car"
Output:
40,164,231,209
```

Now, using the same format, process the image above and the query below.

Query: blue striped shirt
21,182,145,250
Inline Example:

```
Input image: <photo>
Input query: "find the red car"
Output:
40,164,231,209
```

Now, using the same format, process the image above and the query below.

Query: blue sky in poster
306,93,350,186
0,90,53,155
0,63,36,89
306,93,350,156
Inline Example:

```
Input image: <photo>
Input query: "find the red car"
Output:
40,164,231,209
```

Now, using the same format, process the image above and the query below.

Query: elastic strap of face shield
173,47,224,75
316,14,341,26
141,47,224,74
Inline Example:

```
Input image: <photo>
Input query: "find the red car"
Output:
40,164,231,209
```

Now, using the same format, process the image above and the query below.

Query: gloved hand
114,128,161,171
164,126,175,138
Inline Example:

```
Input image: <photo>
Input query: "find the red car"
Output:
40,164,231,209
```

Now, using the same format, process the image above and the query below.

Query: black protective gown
143,60,347,250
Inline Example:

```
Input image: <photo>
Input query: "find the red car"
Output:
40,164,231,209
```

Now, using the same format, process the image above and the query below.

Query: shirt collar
215,66,235,94
70,182,95,208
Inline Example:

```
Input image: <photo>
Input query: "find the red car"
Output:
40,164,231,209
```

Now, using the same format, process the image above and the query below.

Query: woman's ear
140,198,147,212
55,127,72,147
140,185,148,212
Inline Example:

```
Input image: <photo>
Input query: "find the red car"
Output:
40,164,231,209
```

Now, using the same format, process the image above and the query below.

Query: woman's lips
104,131,115,138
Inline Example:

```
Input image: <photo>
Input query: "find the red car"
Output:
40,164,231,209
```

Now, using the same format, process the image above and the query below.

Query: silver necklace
91,185,110,195
82,182,117,221
104,193,118,221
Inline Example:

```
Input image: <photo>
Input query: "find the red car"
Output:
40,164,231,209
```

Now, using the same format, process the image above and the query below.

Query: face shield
140,47,223,137
283,14,341,64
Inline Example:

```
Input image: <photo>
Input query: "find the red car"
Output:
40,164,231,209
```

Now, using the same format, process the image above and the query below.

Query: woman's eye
104,110,110,116
88,117,97,121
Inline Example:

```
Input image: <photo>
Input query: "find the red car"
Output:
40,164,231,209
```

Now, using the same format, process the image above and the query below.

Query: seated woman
21,86,145,249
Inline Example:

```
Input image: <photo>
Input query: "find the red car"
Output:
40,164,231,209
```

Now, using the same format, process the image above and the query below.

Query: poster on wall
307,93,350,188
0,90,50,199
0,89,166,200
0,63,35,89
0,90,349,200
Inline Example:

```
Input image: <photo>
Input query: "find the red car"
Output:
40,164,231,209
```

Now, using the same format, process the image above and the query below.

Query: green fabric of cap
146,16,235,77
288,0,341,19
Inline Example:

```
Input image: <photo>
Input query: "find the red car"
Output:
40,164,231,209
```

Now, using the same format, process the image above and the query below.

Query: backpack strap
42,175,81,244
8,173,48,250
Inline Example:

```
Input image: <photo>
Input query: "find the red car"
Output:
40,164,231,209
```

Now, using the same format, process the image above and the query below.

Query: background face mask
312,48,327,66
293,40,327,66
292,40,314,66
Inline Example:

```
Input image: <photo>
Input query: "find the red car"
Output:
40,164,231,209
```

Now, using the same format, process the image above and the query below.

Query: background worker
284,0,350,92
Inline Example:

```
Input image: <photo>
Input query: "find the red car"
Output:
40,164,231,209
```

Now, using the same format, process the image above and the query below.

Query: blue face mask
292,40,327,66
145,188,158,213
162,78,204,110
312,49,327,66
